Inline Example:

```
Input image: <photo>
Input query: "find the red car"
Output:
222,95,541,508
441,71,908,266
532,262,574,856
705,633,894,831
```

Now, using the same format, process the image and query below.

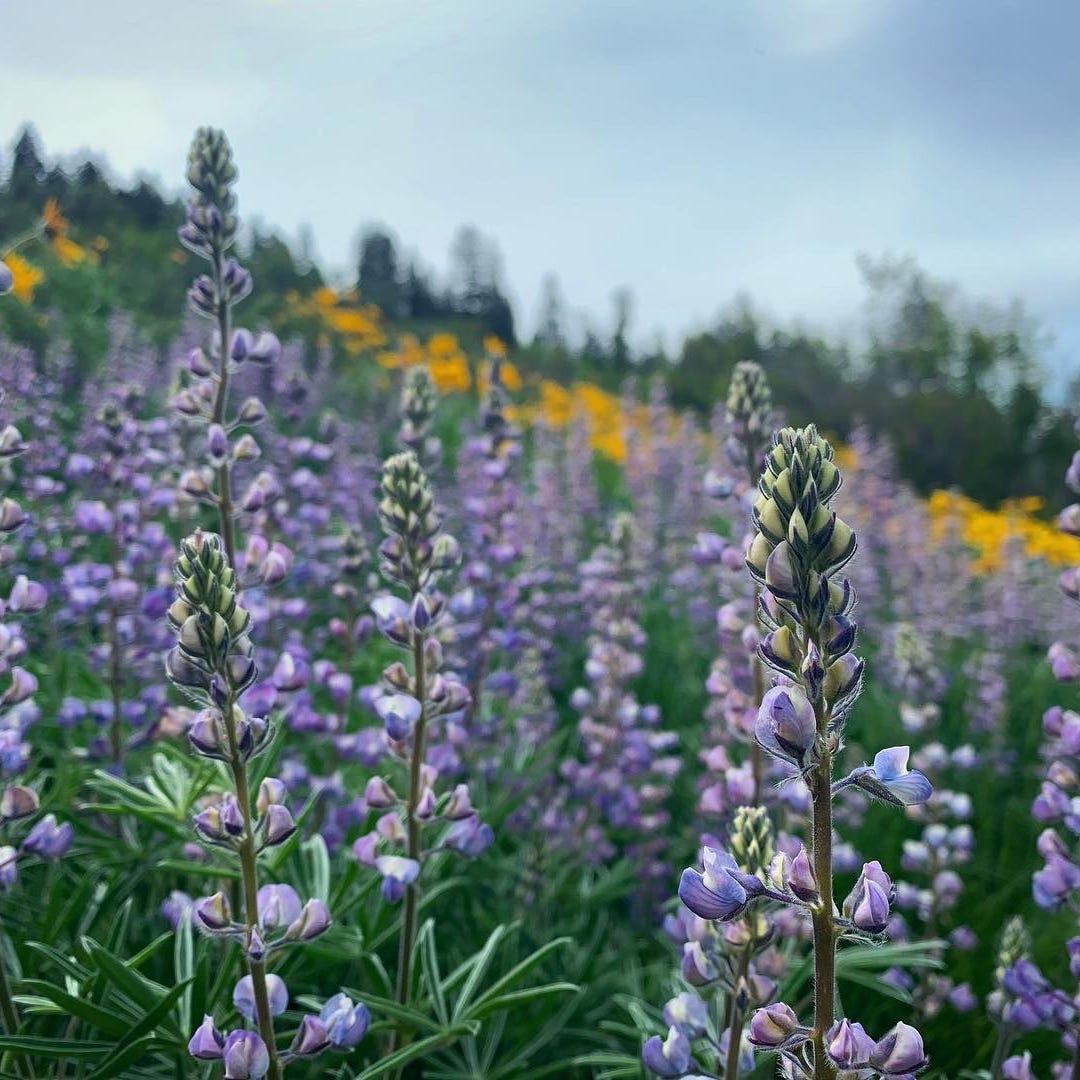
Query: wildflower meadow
0,119,1079,1080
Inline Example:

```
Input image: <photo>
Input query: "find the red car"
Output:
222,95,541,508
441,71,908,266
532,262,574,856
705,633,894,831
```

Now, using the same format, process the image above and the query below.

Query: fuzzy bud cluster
166,532,257,708
399,366,441,464
726,360,772,437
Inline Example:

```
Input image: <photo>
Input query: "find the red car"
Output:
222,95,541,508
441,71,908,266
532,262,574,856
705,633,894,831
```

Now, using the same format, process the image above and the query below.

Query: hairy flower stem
210,246,236,567
809,756,837,1080
808,667,838,1080
223,691,281,1080
723,947,752,1080
393,630,428,1051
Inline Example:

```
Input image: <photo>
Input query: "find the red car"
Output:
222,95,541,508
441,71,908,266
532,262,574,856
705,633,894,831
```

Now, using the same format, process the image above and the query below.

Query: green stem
988,1025,1012,1080
723,947,752,1080
809,753,837,1080
223,696,281,1080
210,245,235,566
806,620,837,1080
392,628,428,1057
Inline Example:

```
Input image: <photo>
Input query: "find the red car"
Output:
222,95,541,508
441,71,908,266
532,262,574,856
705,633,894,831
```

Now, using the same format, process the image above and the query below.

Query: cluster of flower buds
560,513,680,894
399,365,442,466
166,531,354,1076
350,448,499,1049
0,388,69,889
173,126,284,588
188,985,369,1077
646,807,786,1076
326,527,375,665
723,360,773,476
166,531,258,708
448,352,524,747
746,1014,927,1076
723,424,932,1077
364,450,491,1020
678,829,899,941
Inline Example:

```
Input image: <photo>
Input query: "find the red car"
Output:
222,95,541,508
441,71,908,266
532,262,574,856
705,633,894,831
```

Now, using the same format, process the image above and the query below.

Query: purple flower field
1,120,1079,1079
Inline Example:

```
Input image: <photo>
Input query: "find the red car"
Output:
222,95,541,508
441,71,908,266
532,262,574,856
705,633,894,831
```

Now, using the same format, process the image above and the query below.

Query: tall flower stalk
723,362,774,803
168,128,341,1080
176,126,279,569
361,451,489,1050
167,532,346,1078
668,425,934,1079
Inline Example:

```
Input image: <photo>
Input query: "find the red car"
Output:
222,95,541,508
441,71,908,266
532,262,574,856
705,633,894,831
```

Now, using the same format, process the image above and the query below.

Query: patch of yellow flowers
927,490,1080,573
284,285,387,355
1,199,97,304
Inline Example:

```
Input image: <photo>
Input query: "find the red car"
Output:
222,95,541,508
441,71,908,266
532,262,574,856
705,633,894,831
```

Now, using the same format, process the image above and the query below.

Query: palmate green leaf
156,858,241,880
418,919,450,1025
301,834,332,903
174,910,194,1031
568,1051,642,1079
450,923,509,1021
16,980,129,1036
0,1035,113,1059
465,983,580,1023
466,936,572,1013
87,1035,173,1079
783,937,945,1002
837,968,914,1004
86,979,191,1078
80,936,185,1040
25,942,92,984
350,1026,477,1080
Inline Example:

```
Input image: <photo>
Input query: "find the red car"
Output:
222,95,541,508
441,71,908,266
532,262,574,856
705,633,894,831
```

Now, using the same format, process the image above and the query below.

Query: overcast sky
2,0,1079,370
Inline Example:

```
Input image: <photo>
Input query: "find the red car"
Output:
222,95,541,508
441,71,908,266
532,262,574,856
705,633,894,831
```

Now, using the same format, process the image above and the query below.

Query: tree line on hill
1,125,1076,508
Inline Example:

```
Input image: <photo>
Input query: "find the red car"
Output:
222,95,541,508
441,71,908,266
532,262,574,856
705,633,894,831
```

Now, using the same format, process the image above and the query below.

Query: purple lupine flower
870,1022,928,1075
189,1015,225,1060
375,855,420,903
662,992,709,1039
284,898,332,941
233,975,288,1021
289,1015,330,1057
162,891,194,930
22,814,73,858
825,1018,874,1069
678,848,749,921
375,693,421,741
1002,1051,1035,1079
257,883,303,928
754,685,817,769
748,1002,801,1047
858,746,934,806
641,1025,691,1077
845,862,892,934
319,993,371,1048
222,1029,270,1079
443,814,494,857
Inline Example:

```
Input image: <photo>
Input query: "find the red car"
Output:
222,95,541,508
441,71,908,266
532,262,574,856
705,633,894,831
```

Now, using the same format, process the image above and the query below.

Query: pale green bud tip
726,360,772,428
729,805,775,876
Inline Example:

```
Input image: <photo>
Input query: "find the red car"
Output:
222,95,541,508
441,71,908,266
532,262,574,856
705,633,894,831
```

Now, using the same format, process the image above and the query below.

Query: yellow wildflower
2,253,43,303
